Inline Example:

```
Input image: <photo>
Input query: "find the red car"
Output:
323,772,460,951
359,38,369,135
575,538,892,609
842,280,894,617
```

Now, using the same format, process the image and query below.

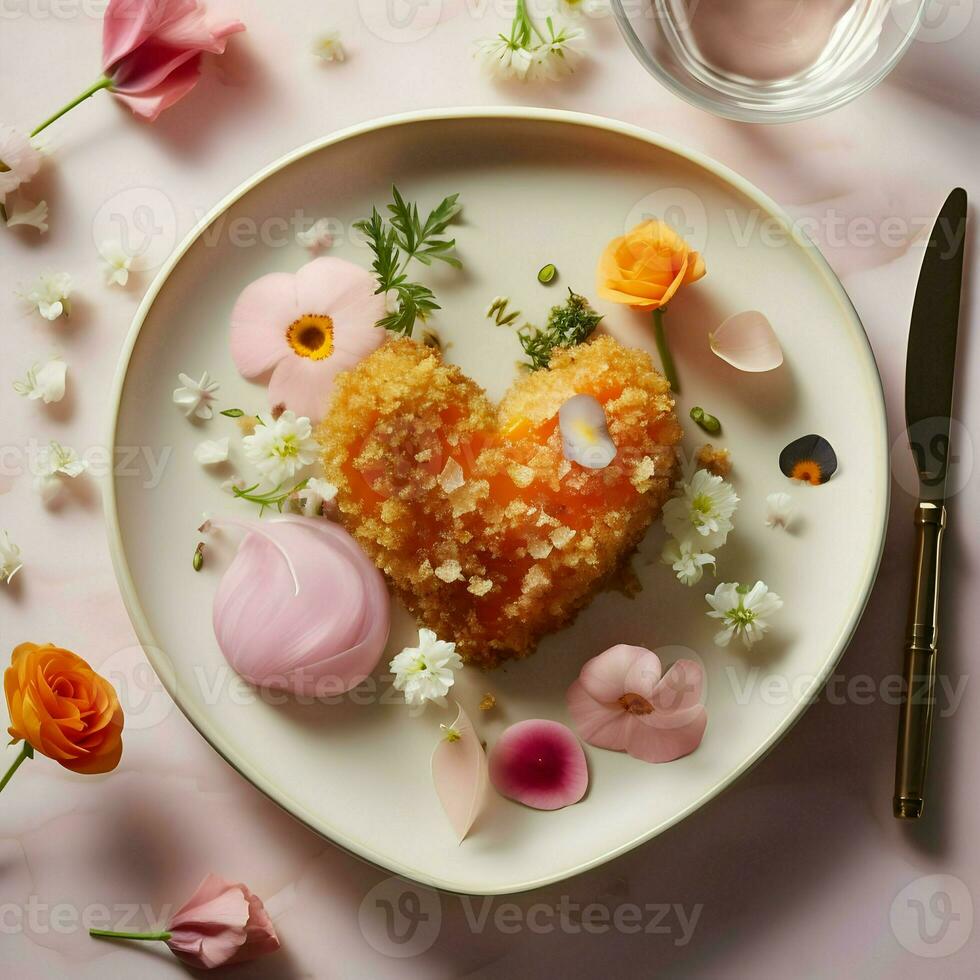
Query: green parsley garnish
232,478,309,516
353,186,462,337
518,289,603,371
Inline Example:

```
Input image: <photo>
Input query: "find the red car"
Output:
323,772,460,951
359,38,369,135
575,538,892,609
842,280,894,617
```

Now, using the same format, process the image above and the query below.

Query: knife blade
894,187,968,820
905,187,968,499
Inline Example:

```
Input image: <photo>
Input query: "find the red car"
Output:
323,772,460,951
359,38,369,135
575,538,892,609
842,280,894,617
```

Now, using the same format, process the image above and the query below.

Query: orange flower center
286,314,334,361
618,692,654,715
790,459,823,485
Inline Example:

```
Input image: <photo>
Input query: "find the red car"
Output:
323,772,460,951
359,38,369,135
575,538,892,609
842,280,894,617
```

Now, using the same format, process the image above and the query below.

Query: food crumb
696,444,732,478
434,560,463,583
479,693,497,711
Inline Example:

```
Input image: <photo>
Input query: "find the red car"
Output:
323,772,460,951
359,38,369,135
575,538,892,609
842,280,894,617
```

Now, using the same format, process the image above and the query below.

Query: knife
893,187,968,820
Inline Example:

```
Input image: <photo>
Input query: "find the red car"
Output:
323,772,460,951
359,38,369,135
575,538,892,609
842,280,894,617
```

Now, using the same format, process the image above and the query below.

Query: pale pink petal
709,310,784,372
293,257,381,316
622,650,663,700
267,351,350,422
625,706,707,763
489,719,588,811
578,644,649,702
566,680,631,751
229,272,299,377
649,659,704,714
431,703,489,842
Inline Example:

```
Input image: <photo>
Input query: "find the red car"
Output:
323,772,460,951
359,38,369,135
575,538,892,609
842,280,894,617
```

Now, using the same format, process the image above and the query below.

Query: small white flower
13,356,67,403
313,31,346,62
389,628,463,706
706,581,783,649
528,22,585,80
5,195,48,233
559,393,616,469
765,491,794,530
99,239,134,287
242,410,318,485
21,271,72,321
295,477,337,517
0,126,43,204
662,537,715,587
475,35,535,81
663,468,739,551
173,370,220,420
0,529,23,584
194,437,230,465
296,217,334,251
33,441,88,502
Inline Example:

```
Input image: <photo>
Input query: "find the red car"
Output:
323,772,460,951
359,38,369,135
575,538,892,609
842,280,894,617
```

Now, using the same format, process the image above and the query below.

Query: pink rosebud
167,874,280,969
566,644,707,763
102,0,245,120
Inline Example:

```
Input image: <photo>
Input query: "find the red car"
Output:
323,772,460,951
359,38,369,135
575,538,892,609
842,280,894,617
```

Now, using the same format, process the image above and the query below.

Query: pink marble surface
1,3,978,977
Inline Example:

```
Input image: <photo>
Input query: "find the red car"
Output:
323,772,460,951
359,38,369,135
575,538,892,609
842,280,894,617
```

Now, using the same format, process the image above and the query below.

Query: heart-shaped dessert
319,335,682,668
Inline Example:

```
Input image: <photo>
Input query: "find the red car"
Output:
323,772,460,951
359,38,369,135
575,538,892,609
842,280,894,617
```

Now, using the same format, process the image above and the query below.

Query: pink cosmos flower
0,126,43,204
102,0,245,120
166,874,280,969
230,257,386,422
566,644,707,763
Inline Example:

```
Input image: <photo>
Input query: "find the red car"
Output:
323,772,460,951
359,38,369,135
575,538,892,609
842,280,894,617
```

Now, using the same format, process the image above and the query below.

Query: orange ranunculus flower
597,219,706,311
4,643,123,775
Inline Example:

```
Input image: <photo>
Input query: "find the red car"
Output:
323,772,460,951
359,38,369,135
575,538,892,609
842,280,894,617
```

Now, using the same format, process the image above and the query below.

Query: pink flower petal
431,703,489,842
566,680,631,751
489,719,588,811
230,272,299,377
623,650,664,700
267,350,356,422
649,658,704,714
709,310,784,373
578,644,652,702
293,256,380,318
625,706,707,763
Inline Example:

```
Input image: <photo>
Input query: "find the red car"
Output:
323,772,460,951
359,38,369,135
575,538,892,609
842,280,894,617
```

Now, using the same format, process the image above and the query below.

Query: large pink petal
650,659,704,715
566,680,630,751
102,0,188,69
267,350,354,422
624,707,707,763
109,57,203,121
578,644,649,702
293,257,380,315
623,650,664,700
229,272,299,377
489,719,588,811
431,704,489,842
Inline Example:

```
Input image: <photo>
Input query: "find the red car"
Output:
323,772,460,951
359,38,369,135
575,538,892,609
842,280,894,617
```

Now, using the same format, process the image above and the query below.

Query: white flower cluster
475,7,586,83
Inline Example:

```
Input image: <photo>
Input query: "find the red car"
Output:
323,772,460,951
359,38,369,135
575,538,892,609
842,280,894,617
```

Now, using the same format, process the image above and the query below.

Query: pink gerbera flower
230,257,386,422
566,644,707,763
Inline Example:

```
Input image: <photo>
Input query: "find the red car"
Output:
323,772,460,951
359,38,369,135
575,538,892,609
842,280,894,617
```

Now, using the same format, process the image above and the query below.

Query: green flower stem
0,742,33,794
652,308,680,393
90,929,172,942
514,0,546,45
31,76,113,138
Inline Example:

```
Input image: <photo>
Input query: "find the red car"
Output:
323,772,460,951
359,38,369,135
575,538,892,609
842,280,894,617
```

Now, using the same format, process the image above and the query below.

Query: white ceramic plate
107,108,888,895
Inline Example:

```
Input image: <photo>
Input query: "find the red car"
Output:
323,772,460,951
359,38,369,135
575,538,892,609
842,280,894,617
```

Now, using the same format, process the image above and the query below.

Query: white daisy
194,437,230,465
528,22,585,80
313,31,346,62
0,529,23,584
99,238,134,287
389,628,463,706
13,356,67,403
706,581,783,649
295,477,337,517
33,441,88,502
0,126,43,204
765,491,794,530
663,468,739,551
5,195,48,233
662,537,715,587
173,370,220,420
21,271,72,320
475,35,534,81
296,217,334,251
242,410,318,485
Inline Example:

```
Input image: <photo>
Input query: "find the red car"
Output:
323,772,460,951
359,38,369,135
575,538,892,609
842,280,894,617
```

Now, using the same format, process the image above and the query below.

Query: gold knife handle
893,501,946,819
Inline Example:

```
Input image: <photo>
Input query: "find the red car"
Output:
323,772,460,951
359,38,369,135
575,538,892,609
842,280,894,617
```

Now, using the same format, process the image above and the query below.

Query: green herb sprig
519,289,603,371
353,186,462,337
232,479,309,516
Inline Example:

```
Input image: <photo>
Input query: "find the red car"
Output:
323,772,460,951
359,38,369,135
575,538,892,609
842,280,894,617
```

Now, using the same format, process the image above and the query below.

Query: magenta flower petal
431,704,489,842
489,719,588,811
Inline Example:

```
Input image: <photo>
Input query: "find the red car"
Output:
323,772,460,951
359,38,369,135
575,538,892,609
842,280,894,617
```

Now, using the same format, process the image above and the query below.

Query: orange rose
4,643,123,775
597,219,706,311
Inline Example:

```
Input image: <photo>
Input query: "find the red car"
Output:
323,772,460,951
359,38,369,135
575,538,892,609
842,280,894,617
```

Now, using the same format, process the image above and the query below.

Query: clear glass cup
611,0,927,123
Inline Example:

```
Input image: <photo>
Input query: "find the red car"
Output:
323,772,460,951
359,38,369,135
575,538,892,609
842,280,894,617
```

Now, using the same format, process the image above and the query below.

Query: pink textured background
1,2,978,977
